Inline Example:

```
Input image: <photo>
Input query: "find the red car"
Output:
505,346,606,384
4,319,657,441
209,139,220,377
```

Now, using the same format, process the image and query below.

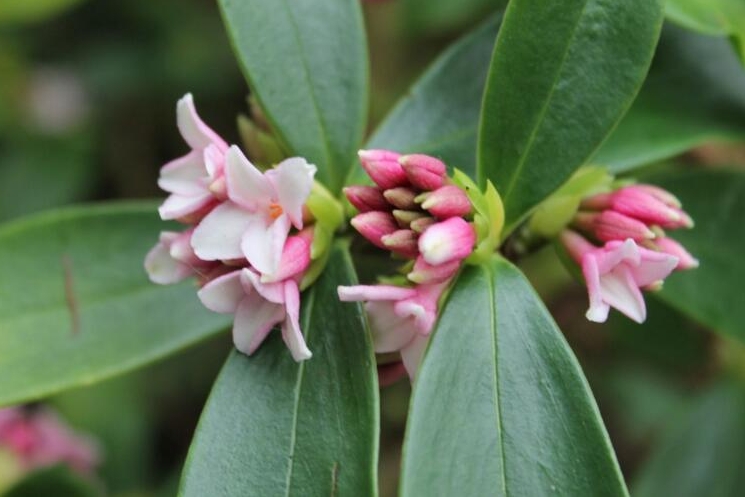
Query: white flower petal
401,335,429,381
197,270,244,313
191,202,256,260
240,213,290,276
366,301,418,353
225,145,274,210
241,269,285,304
267,157,316,229
280,281,312,361
599,266,646,323
158,151,208,196
176,93,227,151
232,293,285,356
158,192,213,221
144,238,192,284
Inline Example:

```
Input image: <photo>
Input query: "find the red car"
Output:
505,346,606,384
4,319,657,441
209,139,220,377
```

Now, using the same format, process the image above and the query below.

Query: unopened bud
575,210,656,242
420,185,472,219
407,255,460,284
383,187,418,210
410,217,437,233
358,149,408,189
399,154,446,190
393,209,428,228
344,185,389,212
418,218,475,265
381,229,419,258
654,237,699,270
351,211,399,249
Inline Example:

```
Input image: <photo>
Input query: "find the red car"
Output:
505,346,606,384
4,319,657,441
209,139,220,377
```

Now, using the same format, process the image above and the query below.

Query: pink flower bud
358,149,408,189
654,237,699,270
399,154,446,190
344,185,389,212
608,187,691,229
407,255,461,284
420,185,472,219
383,187,418,210
410,217,437,233
393,209,428,228
351,211,399,249
418,218,475,265
574,211,656,242
381,229,419,258
261,230,313,283
632,184,682,208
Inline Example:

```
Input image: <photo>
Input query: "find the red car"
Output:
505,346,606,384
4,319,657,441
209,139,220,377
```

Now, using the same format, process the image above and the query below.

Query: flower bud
418,218,475,265
420,185,472,219
574,211,655,242
344,185,389,212
261,230,313,283
399,154,446,190
383,187,418,210
654,237,699,270
358,149,408,189
351,211,399,249
407,256,461,284
381,229,419,258
608,187,691,228
410,217,437,234
393,209,428,228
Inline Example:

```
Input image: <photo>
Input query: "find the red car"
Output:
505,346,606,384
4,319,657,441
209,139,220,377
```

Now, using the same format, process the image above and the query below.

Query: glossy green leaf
644,169,745,342
666,0,745,59
360,17,500,183
179,242,379,497
478,0,665,233
218,0,368,193
3,466,99,497
401,257,627,496
0,203,229,406
594,25,745,173
633,380,745,497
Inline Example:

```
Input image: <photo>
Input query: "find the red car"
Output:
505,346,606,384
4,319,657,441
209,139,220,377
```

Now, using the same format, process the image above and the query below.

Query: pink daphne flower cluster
145,94,319,361
562,184,698,324
0,407,99,478
338,150,477,382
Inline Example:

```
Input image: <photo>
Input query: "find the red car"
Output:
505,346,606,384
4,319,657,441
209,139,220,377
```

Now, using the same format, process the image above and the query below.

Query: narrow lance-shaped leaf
218,0,368,193
645,168,745,343
594,25,745,173
400,257,627,496
179,242,379,497
478,0,665,234
0,203,229,406
359,16,500,184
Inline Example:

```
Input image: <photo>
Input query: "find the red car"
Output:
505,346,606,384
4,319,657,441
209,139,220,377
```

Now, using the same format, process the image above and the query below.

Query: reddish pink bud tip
590,210,656,242
399,154,447,190
351,211,399,249
358,149,408,189
419,218,475,265
610,187,688,228
655,237,699,270
344,185,389,212
421,185,472,219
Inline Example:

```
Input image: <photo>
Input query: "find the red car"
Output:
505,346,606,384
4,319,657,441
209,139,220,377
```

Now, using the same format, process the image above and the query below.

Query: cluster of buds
339,150,490,383
561,183,698,323
0,406,99,490
145,94,342,361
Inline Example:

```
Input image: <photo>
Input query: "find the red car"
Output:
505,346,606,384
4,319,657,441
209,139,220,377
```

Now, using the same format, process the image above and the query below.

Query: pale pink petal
158,151,208,196
197,270,244,313
337,285,418,302
158,192,213,220
232,293,285,356
191,202,257,260
176,93,227,151
281,281,312,361
401,334,429,381
593,238,640,274
366,301,418,353
203,144,225,179
581,254,610,323
224,145,274,210
144,237,193,284
630,248,679,287
266,157,317,229
599,266,646,323
241,268,286,304
240,213,290,276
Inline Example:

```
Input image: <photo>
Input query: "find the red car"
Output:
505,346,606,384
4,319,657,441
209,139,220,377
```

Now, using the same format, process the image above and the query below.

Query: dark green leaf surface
218,0,368,193
400,257,627,496
401,0,505,35
594,25,745,173
633,380,745,497
4,465,99,497
665,0,745,59
0,203,229,406
361,17,500,182
179,242,379,497
478,0,664,233
646,169,745,342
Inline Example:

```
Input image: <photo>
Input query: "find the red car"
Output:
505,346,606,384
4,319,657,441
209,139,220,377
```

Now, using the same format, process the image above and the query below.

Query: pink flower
190,146,316,277
338,282,448,379
0,407,100,475
582,185,693,230
561,230,678,323
144,229,217,284
157,94,228,221
197,233,313,361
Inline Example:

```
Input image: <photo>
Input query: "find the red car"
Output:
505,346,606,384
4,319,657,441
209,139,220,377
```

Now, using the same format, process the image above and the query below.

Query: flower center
268,202,284,220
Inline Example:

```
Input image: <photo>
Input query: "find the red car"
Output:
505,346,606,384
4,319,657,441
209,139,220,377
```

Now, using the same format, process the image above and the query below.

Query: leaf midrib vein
487,264,509,495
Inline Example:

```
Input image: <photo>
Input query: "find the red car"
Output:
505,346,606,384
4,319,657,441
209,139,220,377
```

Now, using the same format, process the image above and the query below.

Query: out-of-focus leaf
594,25,745,173
645,169,745,342
361,17,500,182
400,257,627,496
3,465,99,497
179,242,379,497
0,0,87,24
0,203,229,406
478,0,664,233
633,380,745,497
218,0,368,193
666,0,745,60
401,0,506,35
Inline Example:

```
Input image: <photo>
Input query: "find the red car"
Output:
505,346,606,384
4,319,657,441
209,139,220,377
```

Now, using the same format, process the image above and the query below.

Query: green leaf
400,0,506,35
218,0,368,193
400,257,627,496
0,203,229,406
593,25,745,173
0,0,87,24
666,0,745,60
633,380,745,497
478,0,665,233
3,466,99,497
643,169,745,342
179,242,379,497
361,17,500,183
